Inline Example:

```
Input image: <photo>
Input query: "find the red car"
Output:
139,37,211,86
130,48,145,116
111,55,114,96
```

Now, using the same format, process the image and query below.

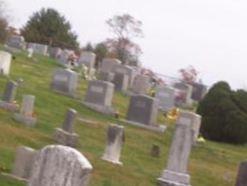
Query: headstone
78,51,96,69
27,43,48,56
192,113,201,145
6,35,25,50
12,146,37,180
131,74,150,94
112,64,136,87
191,83,207,101
0,51,12,75
112,72,129,92
235,161,247,186
157,111,194,186
54,108,79,147
127,95,158,126
102,124,125,165
98,71,114,82
174,82,193,107
29,145,93,186
49,47,62,59
83,80,115,115
51,68,78,97
100,58,121,73
13,95,37,126
155,86,175,111
0,80,19,111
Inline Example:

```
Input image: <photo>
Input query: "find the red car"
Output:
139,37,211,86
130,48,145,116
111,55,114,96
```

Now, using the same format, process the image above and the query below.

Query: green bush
197,81,247,144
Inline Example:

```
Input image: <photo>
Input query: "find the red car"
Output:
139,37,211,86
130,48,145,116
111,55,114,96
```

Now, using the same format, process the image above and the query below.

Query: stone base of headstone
53,128,79,147
83,102,116,116
122,119,166,133
51,88,78,99
157,170,191,186
101,155,123,165
13,113,37,127
0,101,19,112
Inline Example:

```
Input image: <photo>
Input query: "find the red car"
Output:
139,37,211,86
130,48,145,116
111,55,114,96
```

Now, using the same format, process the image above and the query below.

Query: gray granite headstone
155,86,175,111
51,68,78,96
100,58,121,73
6,35,25,50
112,72,129,92
27,43,48,56
78,51,96,69
102,124,125,165
158,111,194,186
62,108,77,133
98,71,114,82
131,74,150,94
28,145,93,186
236,161,247,186
2,80,18,103
0,50,12,75
127,95,158,126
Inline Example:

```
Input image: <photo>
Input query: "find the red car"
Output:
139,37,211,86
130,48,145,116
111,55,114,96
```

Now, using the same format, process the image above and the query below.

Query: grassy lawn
0,49,246,186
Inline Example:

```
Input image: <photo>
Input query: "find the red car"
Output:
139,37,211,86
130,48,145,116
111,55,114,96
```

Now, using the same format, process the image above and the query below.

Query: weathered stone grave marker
0,50,12,75
54,108,79,147
29,145,93,186
102,124,125,165
155,86,175,111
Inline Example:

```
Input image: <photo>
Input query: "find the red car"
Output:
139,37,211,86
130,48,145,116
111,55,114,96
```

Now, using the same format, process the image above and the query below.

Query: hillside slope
0,50,246,186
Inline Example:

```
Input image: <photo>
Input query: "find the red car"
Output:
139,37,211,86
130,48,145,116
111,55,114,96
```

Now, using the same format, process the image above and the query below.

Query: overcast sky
5,0,247,89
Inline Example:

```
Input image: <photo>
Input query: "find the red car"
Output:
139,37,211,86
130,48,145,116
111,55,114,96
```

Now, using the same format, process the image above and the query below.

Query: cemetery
0,2,247,186
0,46,245,186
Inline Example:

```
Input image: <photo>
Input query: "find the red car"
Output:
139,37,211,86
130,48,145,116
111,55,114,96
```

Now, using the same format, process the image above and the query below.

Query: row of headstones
6,108,201,186
0,80,37,126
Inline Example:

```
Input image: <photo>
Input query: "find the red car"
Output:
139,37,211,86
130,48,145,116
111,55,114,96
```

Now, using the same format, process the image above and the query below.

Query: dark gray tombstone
51,68,78,97
235,161,247,186
6,35,25,50
29,145,93,186
54,108,79,147
112,72,129,92
2,80,18,102
83,80,115,115
127,95,158,126
102,124,125,165
191,83,207,101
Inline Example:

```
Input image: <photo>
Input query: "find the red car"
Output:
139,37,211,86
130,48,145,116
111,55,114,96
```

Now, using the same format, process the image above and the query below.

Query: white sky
5,0,247,89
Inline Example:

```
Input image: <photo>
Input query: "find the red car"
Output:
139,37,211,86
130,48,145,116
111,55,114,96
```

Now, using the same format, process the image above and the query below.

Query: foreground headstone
131,74,150,95
155,86,175,111
83,80,115,115
12,146,37,180
0,51,12,75
6,35,25,50
29,145,93,186
102,124,125,165
157,111,194,186
51,68,78,97
13,95,37,126
0,80,19,111
54,108,79,147
125,95,166,133
235,161,247,186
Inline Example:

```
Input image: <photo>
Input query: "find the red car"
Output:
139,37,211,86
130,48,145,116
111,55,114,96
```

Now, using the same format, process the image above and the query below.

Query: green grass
0,50,246,186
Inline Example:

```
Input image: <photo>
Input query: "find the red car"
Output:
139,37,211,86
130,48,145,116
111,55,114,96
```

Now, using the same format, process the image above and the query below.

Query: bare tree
105,14,143,64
